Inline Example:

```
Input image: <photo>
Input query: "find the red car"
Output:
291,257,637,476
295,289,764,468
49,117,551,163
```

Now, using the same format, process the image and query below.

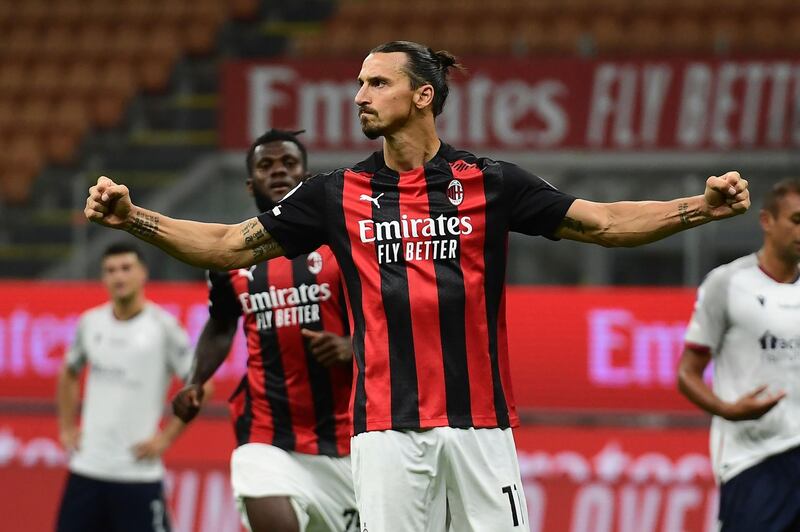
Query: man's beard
253,189,277,213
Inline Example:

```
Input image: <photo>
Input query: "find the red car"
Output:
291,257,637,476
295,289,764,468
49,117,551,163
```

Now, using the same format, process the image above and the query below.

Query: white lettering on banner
619,486,661,532
571,484,614,532
0,304,249,381
237,60,800,150
588,309,687,387
249,67,296,142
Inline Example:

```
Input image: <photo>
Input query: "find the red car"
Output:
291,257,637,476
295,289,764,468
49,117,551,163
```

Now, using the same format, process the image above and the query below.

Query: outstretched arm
554,171,749,247
84,176,285,270
677,345,785,421
172,316,238,423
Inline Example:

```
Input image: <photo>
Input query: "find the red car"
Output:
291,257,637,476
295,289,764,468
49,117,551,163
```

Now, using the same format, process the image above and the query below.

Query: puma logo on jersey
359,193,384,209
238,265,256,281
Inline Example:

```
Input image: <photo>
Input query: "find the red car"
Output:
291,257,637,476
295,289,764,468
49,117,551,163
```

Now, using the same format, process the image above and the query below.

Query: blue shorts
719,445,800,532
56,472,171,532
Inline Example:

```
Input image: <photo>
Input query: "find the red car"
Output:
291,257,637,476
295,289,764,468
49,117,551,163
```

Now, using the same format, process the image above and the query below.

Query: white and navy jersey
685,254,800,483
65,302,192,482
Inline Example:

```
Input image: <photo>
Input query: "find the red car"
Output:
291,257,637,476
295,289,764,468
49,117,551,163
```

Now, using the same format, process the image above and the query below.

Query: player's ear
759,209,772,233
414,84,434,111
245,177,254,197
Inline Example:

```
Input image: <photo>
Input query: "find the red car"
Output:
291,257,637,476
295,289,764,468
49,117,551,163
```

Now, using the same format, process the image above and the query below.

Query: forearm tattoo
129,210,159,238
678,202,690,226
239,219,277,259
561,217,585,234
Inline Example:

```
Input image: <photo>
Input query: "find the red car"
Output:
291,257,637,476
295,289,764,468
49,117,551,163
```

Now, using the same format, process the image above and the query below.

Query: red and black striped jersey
208,246,352,456
258,143,575,435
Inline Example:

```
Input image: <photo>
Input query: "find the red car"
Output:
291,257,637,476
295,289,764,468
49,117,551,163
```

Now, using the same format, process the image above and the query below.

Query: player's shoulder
702,254,758,290
78,302,112,326
144,302,184,330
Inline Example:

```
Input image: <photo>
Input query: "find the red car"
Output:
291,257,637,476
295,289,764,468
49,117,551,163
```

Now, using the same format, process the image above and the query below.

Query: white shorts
351,427,529,532
230,443,358,532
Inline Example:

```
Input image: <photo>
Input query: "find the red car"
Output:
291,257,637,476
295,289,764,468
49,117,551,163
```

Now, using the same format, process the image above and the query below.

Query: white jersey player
679,178,800,532
55,243,207,532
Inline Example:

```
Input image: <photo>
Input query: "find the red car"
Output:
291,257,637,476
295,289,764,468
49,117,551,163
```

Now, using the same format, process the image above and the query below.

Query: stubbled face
762,191,800,264
248,140,306,210
355,52,418,140
101,252,147,303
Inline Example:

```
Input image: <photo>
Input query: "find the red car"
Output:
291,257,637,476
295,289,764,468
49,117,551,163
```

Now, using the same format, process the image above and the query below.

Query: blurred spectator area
0,0,261,205
290,0,800,57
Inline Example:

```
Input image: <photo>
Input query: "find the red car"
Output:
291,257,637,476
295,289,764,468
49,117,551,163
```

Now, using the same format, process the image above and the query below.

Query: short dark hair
102,242,145,264
763,178,800,216
370,41,463,117
246,129,308,176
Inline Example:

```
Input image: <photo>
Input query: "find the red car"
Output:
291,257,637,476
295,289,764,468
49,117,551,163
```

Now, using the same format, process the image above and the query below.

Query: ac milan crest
307,251,323,274
447,179,464,206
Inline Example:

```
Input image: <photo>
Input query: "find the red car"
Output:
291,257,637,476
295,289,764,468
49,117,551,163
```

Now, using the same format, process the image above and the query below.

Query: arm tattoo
252,241,281,260
678,202,690,226
129,210,159,238
561,217,585,234
239,218,276,259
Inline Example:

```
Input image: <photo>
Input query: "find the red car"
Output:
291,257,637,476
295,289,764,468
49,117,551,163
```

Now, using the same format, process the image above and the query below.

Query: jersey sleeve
163,315,193,381
501,161,576,239
207,270,242,320
684,268,730,355
257,173,329,258
64,315,88,373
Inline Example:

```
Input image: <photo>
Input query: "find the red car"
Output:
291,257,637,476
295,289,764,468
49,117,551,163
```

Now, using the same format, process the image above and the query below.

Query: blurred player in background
679,178,800,531
55,243,209,532
171,129,358,532
85,41,750,531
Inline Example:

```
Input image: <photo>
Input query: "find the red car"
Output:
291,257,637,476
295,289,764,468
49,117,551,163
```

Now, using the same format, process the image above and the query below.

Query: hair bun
433,50,458,69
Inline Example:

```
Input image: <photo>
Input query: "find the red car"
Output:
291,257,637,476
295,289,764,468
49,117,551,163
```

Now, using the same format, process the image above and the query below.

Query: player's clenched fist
84,176,133,229
704,171,750,219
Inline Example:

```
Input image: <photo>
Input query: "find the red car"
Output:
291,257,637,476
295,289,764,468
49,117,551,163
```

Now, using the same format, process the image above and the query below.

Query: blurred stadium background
1,0,799,530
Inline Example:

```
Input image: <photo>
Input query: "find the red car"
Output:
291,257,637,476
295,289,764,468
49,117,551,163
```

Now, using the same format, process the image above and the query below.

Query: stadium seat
63,61,98,101
229,0,261,21
0,61,26,100
183,20,220,56
5,26,39,62
75,25,111,63
48,99,89,166
627,16,668,54
745,17,783,52
667,17,705,54
709,18,742,53
17,98,51,136
1,134,44,204
589,16,626,55
29,61,65,99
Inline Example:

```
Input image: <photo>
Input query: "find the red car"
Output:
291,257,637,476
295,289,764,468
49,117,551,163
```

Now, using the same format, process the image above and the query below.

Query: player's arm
554,171,749,246
56,364,81,452
677,345,785,421
172,316,238,423
84,176,285,270
301,329,353,368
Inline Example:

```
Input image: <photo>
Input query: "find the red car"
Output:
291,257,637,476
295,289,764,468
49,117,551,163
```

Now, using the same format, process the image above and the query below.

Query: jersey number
502,484,524,527
343,508,360,532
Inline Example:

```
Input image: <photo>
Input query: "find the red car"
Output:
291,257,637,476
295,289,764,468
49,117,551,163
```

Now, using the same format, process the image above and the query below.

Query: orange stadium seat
229,0,260,21
0,61,27,100
510,19,548,55
475,21,512,56
787,16,800,50
63,61,98,101
334,0,371,26
627,16,668,54
548,16,586,55
41,24,77,62
709,17,743,53
16,0,49,28
110,24,148,63
75,25,111,63
50,1,85,27
17,98,51,136
193,0,228,26
5,26,39,62
48,99,89,165
184,20,220,56
589,15,626,55
0,98,13,141
667,17,706,54
29,61,65,100
139,56,177,93
159,0,191,25
745,17,783,52
1,134,44,204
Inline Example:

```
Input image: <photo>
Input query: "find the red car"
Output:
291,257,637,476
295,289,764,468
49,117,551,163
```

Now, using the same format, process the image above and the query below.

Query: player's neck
757,247,800,284
382,123,440,172
111,294,146,320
